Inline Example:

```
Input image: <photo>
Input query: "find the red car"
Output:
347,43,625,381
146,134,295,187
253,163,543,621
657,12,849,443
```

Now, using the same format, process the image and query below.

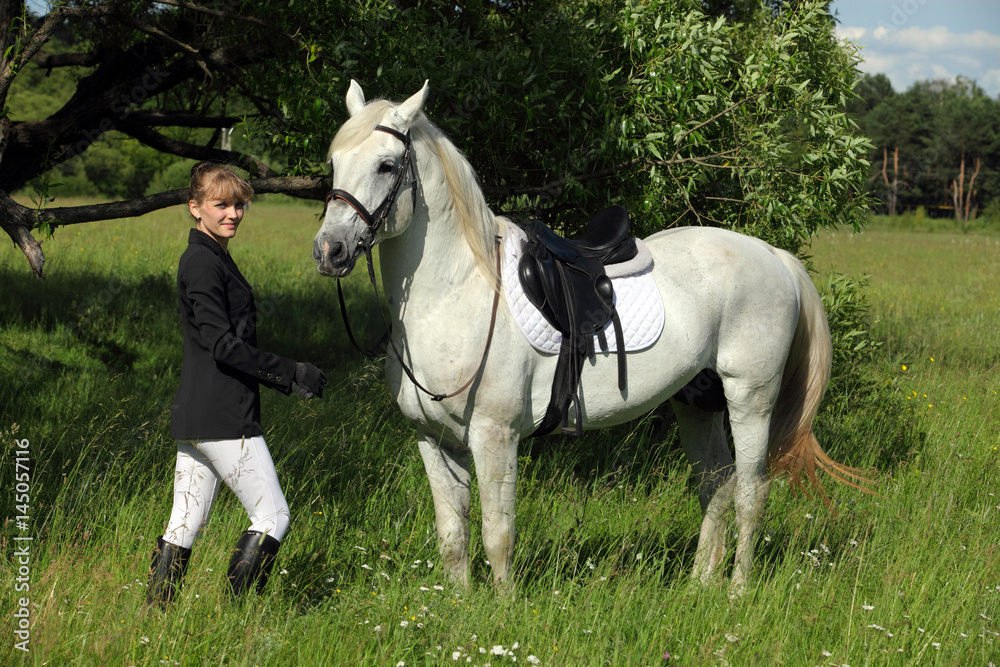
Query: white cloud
837,26,867,41
881,26,1000,53
835,24,1000,95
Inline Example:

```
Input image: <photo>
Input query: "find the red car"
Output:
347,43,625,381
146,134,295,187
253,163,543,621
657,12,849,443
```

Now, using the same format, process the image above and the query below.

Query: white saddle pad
502,226,664,354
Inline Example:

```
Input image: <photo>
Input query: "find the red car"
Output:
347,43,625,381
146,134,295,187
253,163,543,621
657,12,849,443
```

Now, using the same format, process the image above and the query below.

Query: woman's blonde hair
188,162,254,207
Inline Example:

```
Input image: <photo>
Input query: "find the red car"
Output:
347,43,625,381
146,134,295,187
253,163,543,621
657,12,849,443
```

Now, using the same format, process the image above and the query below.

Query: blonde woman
147,162,326,607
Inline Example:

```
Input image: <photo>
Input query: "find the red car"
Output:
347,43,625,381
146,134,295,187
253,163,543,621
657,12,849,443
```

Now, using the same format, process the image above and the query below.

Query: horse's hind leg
723,379,780,597
417,429,472,588
672,400,735,583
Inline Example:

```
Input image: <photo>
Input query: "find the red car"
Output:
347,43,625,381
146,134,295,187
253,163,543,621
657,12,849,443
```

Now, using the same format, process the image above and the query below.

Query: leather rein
328,125,502,402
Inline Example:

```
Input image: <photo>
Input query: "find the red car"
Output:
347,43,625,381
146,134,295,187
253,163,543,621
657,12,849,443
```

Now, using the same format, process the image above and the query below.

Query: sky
831,0,1000,97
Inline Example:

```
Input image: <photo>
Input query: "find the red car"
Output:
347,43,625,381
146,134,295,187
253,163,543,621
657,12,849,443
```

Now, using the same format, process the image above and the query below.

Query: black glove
293,362,327,399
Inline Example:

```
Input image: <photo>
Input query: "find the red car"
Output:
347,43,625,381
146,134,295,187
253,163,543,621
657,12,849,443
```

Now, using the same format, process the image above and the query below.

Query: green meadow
1,202,998,665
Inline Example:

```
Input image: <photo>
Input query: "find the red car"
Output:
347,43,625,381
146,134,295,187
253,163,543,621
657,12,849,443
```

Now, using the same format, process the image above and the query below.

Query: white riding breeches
162,436,290,550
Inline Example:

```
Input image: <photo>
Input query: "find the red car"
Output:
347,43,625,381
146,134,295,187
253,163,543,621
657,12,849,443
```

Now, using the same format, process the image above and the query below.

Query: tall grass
1,205,997,665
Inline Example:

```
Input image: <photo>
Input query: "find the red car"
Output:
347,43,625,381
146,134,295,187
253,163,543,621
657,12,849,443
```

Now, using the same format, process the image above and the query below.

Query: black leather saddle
518,206,637,437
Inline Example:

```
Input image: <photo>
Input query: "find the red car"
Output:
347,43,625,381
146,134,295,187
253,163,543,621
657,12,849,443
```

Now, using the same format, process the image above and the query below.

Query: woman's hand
293,362,327,399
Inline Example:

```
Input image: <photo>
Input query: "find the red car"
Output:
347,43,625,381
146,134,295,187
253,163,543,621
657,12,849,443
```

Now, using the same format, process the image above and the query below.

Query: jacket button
267,373,274,380
275,376,282,382
257,370,263,377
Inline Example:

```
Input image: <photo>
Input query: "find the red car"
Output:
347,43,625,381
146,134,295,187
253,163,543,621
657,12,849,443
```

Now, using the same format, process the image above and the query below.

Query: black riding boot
227,530,281,597
147,536,192,608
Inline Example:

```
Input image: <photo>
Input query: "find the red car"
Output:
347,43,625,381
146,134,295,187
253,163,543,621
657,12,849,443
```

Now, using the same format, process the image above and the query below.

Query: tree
2,0,872,277
853,75,1000,218
935,79,994,221
1,0,328,277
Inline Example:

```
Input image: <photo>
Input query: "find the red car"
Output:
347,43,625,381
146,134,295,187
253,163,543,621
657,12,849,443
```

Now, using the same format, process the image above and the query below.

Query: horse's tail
766,249,872,508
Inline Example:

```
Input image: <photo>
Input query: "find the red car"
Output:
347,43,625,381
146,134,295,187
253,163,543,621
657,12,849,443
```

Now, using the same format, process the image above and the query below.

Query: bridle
328,123,502,402
325,124,417,252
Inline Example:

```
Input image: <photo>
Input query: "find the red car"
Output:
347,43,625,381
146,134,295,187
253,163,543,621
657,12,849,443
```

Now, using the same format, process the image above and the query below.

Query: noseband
325,125,417,250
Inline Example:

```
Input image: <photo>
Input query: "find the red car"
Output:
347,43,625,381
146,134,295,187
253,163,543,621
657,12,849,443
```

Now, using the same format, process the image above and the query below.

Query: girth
518,205,637,437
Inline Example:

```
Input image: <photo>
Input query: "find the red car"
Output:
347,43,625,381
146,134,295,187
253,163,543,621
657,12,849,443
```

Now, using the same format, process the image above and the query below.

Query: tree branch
1,3,118,101
128,110,247,128
153,0,309,50
0,190,44,278
116,119,276,177
32,176,326,228
34,51,104,69
113,8,214,80
3,175,326,276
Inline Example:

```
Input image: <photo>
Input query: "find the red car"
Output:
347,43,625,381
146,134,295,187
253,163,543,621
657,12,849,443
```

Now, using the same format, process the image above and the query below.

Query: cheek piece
324,125,416,252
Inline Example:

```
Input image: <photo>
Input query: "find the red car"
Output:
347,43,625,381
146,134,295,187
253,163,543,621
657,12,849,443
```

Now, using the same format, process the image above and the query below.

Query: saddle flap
518,244,614,336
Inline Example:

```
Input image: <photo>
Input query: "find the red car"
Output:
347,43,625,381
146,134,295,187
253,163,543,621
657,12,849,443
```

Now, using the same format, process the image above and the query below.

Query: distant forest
10,40,999,223
848,74,1000,221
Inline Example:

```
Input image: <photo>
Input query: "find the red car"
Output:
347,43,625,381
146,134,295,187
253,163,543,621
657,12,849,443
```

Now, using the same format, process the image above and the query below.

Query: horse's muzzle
313,236,357,278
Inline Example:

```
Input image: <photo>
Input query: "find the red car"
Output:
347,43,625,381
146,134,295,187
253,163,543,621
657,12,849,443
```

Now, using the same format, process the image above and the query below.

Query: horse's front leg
469,423,519,588
417,429,472,588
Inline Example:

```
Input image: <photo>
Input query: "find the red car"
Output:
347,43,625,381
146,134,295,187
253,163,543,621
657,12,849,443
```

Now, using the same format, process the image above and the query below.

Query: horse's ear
392,80,429,127
346,80,366,117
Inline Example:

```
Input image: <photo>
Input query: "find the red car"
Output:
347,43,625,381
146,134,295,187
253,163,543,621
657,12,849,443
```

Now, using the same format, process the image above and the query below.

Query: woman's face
190,198,246,249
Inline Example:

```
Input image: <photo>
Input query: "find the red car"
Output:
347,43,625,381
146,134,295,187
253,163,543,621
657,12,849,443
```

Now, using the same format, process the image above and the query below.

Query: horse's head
313,79,429,277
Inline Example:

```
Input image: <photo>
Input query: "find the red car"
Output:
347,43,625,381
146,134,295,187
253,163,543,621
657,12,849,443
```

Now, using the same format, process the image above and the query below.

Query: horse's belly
574,344,705,429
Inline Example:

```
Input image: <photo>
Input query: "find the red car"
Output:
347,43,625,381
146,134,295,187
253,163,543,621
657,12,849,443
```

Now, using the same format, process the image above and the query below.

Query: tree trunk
964,155,981,221
954,151,965,221
880,145,898,216
890,146,898,217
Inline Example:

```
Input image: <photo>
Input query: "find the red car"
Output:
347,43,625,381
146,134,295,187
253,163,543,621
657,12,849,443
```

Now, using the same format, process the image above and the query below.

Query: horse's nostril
313,237,347,264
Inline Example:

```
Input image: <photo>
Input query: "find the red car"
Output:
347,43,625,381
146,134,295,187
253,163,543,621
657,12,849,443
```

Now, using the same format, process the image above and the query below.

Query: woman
147,162,327,607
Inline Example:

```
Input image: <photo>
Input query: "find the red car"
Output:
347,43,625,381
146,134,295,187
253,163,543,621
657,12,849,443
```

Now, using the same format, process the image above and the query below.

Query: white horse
313,80,865,595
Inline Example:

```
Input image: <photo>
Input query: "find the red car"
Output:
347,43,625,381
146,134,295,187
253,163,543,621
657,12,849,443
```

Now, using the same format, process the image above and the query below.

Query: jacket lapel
187,228,254,294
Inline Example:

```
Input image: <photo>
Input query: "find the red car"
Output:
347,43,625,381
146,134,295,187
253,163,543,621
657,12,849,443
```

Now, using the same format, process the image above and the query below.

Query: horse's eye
378,161,394,175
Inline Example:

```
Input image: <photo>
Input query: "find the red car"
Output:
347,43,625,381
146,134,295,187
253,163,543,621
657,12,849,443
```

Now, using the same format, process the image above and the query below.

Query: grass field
1,204,998,666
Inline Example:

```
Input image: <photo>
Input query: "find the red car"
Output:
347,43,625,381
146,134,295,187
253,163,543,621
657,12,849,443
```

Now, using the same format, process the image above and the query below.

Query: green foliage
8,1,874,258
821,272,880,367
245,0,872,253
82,134,172,200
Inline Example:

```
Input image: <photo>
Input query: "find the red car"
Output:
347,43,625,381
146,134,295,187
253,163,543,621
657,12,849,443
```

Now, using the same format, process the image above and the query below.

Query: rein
332,125,502,402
